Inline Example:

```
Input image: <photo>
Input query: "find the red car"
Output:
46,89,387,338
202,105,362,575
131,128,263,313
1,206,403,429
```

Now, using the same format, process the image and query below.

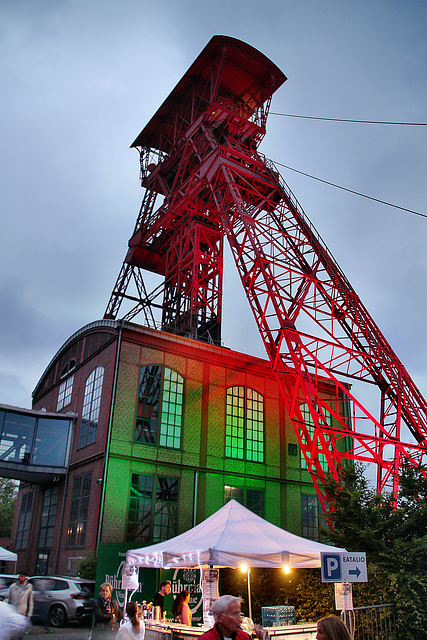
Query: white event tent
126,499,346,569
0,545,17,563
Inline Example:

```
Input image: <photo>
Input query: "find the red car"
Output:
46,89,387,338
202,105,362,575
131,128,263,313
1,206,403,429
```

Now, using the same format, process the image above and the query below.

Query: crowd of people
0,572,354,640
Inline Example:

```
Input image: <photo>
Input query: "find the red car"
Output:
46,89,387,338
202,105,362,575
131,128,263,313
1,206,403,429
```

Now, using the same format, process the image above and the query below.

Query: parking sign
321,553,342,582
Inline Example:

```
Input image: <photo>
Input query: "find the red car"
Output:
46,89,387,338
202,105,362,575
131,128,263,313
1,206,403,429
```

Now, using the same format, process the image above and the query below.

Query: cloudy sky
1,0,426,428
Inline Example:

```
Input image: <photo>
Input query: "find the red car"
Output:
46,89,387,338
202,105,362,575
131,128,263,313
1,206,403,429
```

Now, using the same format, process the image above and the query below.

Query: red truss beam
105,36,427,507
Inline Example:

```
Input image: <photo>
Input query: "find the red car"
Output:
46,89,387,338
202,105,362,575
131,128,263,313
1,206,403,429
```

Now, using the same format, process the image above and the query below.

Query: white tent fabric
0,546,17,562
126,499,346,569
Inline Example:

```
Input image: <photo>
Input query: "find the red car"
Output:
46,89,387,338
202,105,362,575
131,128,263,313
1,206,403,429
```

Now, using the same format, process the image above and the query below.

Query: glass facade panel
78,367,104,448
225,387,264,462
67,472,91,547
135,366,183,449
33,418,69,466
126,474,179,544
0,412,35,463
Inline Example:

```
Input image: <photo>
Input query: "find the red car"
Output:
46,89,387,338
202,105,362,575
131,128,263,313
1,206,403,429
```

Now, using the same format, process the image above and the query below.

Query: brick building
3,318,344,600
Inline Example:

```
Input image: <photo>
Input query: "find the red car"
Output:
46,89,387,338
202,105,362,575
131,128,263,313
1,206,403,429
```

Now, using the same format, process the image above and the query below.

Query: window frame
77,366,104,449
225,386,265,463
57,375,74,411
224,485,265,518
126,473,179,544
134,365,184,450
66,472,92,548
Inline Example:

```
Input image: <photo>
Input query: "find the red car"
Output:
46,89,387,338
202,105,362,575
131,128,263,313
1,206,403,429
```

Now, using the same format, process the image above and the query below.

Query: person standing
172,590,192,626
5,571,34,623
152,580,171,615
92,582,121,638
316,615,353,640
116,601,145,640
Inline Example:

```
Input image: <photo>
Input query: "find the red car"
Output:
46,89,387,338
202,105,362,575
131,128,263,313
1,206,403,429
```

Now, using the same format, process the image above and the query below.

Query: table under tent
124,500,346,640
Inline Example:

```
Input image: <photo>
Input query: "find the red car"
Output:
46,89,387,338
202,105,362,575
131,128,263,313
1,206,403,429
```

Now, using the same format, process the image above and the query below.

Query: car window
51,579,69,591
79,582,95,594
0,576,15,588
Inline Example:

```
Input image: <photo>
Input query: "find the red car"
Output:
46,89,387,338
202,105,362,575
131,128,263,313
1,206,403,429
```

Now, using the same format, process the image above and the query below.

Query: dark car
28,576,95,628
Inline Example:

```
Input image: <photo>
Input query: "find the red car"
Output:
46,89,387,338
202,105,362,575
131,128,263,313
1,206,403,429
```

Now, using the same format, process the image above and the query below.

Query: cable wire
274,161,427,219
270,113,427,126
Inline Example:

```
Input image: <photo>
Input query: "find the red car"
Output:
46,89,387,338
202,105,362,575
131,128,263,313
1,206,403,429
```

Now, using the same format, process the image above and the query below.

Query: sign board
321,552,368,583
334,582,353,611
121,564,139,590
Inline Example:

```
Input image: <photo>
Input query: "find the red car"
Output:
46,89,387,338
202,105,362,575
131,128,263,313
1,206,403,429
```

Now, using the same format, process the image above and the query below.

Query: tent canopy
126,499,346,569
0,546,17,562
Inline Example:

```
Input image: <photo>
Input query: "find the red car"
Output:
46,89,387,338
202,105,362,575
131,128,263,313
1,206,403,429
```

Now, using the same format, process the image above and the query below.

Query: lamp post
240,564,252,620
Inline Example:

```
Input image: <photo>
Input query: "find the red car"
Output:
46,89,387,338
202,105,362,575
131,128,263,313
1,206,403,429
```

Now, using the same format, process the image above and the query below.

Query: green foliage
221,566,334,624
77,549,97,580
324,462,427,640
0,477,18,537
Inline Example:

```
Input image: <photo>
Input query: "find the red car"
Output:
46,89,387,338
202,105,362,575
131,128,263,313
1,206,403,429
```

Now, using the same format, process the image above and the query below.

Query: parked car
0,574,18,601
28,576,95,628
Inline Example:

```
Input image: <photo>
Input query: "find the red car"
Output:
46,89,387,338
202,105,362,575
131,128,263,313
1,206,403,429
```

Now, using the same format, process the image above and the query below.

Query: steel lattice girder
105,36,427,507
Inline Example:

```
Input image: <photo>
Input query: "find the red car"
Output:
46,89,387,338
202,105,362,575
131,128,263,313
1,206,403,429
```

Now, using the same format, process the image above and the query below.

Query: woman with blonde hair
316,615,353,640
92,582,121,638
116,601,145,639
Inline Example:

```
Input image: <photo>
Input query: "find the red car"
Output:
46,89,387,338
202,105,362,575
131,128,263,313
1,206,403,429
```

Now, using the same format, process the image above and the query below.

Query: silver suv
28,576,95,628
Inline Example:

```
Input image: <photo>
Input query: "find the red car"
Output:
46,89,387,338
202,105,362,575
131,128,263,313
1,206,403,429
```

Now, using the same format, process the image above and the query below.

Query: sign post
321,552,368,583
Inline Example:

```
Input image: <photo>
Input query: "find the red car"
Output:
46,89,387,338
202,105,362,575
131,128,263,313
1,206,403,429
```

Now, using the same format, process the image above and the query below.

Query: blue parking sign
321,553,342,582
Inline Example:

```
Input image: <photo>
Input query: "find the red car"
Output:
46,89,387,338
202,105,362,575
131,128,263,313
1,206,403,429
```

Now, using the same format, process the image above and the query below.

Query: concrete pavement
27,623,91,639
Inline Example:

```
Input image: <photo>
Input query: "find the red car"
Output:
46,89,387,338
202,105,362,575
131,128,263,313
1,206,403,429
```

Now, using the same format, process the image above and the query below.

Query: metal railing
342,604,395,640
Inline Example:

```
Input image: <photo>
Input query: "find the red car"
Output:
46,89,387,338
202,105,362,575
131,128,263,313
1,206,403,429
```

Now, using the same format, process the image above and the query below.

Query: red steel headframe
105,36,427,509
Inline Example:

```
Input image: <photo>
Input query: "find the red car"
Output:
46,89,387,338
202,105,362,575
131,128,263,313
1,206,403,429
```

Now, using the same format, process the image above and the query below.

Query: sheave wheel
48,604,67,628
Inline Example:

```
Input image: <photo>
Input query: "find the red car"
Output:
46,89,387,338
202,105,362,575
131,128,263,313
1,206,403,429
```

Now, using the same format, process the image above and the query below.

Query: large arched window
135,365,184,449
77,367,104,448
225,386,264,462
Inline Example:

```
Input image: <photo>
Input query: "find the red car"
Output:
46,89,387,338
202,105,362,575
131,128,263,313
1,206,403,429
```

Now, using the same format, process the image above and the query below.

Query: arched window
225,386,264,462
77,367,104,448
135,365,184,449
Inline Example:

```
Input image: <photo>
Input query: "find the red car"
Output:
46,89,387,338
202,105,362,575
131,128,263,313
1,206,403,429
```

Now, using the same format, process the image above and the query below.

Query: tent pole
247,570,252,621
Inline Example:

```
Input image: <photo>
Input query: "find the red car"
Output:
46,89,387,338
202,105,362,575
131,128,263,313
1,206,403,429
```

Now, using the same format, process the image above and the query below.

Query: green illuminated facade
8,318,347,598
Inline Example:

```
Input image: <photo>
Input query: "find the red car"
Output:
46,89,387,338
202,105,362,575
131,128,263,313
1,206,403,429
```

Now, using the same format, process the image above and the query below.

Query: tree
323,462,427,640
0,477,18,537
77,549,97,580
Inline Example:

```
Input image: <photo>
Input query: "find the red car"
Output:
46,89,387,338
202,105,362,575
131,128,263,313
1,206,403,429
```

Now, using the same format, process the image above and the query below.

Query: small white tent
0,546,17,562
126,499,345,569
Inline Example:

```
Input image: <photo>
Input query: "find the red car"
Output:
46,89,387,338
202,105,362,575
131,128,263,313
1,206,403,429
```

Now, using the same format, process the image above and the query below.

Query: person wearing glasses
200,595,263,640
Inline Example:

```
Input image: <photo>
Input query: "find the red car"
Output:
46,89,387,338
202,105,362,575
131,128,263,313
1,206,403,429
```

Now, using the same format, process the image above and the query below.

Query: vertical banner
201,568,219,627
170,568,204,625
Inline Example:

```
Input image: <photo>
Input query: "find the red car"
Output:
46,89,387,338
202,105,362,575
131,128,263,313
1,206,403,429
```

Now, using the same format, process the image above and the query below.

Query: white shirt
116,618,145,640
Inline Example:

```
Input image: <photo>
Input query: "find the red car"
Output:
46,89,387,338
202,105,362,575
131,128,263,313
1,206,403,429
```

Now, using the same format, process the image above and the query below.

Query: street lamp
240,564,252,620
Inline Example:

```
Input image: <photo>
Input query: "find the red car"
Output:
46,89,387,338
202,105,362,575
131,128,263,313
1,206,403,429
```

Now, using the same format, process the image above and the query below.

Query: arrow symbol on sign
349,567,361,578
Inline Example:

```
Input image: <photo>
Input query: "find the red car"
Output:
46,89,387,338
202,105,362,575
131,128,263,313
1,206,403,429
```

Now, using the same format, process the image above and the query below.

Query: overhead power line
270,112,427,126
274,161,427,219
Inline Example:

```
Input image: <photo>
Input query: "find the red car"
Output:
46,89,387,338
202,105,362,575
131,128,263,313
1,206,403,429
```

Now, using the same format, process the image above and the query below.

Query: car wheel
49,604,67,628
